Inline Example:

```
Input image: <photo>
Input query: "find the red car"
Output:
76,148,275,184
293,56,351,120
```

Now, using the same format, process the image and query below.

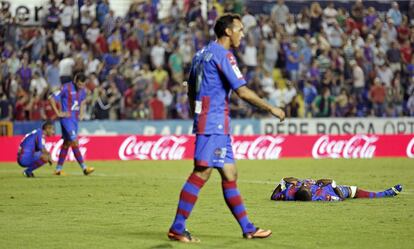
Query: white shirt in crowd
151,44,166,68
85,58,101,76
53,29,65,45
283,86,297,105
30,76,48,96
157,89,173,107
59,57,75,77
86,27,100,44
80,3,96,25
243,45,258,67
242,13,257,32
377,66,394,88
60,4,75,27
353,64,365,88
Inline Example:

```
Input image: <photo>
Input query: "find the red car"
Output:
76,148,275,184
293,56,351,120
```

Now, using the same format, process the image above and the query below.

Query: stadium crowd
1,0,414,121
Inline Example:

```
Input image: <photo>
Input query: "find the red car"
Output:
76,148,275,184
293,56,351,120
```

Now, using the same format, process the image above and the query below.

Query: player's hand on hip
58,112,70,118
270,107,285,122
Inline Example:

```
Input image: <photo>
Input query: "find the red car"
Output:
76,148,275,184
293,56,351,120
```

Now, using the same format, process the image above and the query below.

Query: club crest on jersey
214,147,227,159
226,53,237,65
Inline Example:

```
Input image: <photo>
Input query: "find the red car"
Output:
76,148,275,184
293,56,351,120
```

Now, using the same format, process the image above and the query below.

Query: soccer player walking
168,13,285,243
49,72,94,176
17,121,55,177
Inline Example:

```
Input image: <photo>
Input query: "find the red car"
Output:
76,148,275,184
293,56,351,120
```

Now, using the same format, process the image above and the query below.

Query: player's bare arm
49,97,69,118
283,177,300,184
235,85,285,121
316,179,333,186
79,100,86,120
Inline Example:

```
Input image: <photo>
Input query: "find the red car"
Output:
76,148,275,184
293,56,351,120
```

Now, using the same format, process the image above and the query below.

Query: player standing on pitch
17,121,55,177
49,72,94,176
168,13,285,243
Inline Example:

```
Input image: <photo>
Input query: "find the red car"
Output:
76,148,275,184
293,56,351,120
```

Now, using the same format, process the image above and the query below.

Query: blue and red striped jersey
52,81,86,120
311,184,342,201
19,129,44,152
188,41,246,134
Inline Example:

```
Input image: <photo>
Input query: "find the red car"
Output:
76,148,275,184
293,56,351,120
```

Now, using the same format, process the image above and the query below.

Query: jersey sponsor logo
232,64,243,79
312,135,378,159
195,101,202,114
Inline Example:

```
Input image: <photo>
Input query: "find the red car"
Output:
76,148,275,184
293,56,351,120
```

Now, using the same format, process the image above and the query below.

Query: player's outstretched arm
235,86,285,121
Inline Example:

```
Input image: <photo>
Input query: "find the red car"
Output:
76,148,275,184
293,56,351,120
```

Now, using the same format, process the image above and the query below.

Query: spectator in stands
0,91,13,121
369,77,386,116
29,72,48,98
309,2,323,35
80,0,96,27
350,60,365,99
46,58,61,91
271,0,289,25
407,89,414,116
149,93,166,120
312,87,336,117
387,2,402,27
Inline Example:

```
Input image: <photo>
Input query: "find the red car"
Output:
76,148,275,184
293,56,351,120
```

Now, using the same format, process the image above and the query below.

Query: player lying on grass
271,177,402,201
17,121,55,177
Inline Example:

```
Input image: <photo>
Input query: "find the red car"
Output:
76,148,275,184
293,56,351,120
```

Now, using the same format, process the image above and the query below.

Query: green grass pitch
0,159,413,249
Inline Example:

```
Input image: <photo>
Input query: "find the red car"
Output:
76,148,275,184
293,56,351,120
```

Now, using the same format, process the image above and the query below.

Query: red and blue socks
355,186,400,198
72,144,86,170
222,180,256,234
56,147,68,171
170,173,206,235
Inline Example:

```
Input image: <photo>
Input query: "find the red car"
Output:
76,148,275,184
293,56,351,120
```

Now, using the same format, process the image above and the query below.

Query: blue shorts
17,151,42,167
61,118,78,141
337,185,351,198
194,134,235,168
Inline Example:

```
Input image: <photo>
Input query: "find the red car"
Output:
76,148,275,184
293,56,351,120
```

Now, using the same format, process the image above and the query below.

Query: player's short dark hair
42,120,54,130
295,188,312,201
74,72,87,83
214,13,242,38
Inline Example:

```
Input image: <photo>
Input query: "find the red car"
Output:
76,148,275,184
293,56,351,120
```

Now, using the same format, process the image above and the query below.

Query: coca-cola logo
44,137,89,161
312,135,378,159
407,138,414,158
119,136,188,160
233,136,284,160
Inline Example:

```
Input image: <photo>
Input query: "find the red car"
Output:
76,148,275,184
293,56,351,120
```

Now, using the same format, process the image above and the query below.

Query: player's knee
40,154,49,163
193,167,212,181
62,141,71,148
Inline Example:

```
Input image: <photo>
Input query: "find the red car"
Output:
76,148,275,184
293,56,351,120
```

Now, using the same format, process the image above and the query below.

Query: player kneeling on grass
17,121,55,177
271,177,402,201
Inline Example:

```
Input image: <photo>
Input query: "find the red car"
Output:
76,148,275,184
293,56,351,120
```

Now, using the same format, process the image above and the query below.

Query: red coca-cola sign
311,135,378,159
118,135,189,160
0,135,413,162
233,135,285,159
407,138,414,158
